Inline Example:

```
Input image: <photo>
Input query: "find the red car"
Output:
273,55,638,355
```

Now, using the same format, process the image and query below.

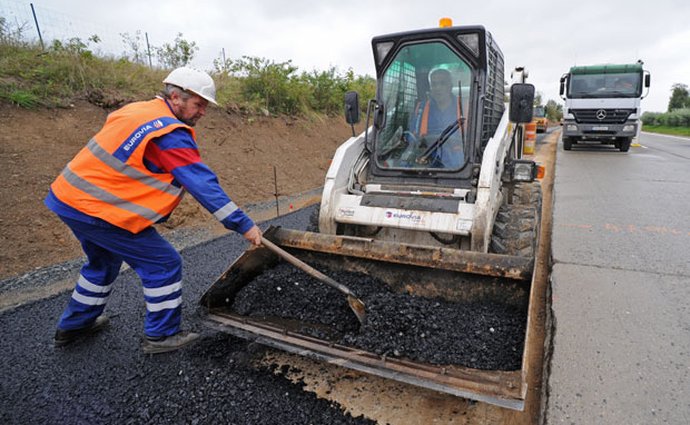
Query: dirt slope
0,101,353,279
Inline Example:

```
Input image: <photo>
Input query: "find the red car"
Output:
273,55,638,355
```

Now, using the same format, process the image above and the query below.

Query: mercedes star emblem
596,109,607,120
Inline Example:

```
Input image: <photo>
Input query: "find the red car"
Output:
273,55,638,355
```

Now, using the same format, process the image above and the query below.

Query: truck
201,21,542,410
532,105,548,133
559,61,651,151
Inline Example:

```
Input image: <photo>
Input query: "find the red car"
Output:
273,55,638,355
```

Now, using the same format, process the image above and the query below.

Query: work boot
54,315,110,347
142,331,200,354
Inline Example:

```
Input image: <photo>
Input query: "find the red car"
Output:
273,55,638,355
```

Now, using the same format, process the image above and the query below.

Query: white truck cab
560,61,650,151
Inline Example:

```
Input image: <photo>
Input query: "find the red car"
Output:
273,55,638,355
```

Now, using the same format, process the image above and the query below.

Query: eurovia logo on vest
123,120,164,152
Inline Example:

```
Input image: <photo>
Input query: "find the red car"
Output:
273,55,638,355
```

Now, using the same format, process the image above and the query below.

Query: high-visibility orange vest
412,98,462,137
50,98,196,233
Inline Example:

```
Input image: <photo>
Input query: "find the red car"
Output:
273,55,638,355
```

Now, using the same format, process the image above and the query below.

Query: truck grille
571,108,635,124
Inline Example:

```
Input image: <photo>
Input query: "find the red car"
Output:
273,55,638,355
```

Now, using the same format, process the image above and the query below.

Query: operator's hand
402,131,418,146
242,225,262,246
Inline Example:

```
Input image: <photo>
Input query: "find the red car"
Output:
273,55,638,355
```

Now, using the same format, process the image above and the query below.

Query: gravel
0,206,375,425
232,263,527,370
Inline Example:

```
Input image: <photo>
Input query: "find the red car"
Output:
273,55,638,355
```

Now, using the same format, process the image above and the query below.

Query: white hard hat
163,67,217,105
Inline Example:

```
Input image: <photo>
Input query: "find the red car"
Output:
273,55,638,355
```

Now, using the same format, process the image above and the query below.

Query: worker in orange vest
46,67,262,354
408,68,465,168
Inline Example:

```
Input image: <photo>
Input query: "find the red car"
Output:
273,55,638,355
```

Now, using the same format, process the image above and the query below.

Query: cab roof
371,25,497,75
570,63,643,75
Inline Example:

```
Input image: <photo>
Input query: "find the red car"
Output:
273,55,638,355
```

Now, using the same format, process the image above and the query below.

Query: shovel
260,236,366,324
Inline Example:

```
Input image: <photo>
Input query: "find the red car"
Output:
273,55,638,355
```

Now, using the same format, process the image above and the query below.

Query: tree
533,91,543,107
668,83,690,112
120,31,149,65
156,33,198,68
545,99,563,122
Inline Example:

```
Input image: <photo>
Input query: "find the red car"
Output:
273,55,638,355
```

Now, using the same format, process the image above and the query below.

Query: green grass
6,89,39,108
0,42,165,108
642,125,690,137
0,37,376,114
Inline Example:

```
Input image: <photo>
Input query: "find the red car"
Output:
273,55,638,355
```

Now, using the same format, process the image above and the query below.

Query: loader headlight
511,160,537,182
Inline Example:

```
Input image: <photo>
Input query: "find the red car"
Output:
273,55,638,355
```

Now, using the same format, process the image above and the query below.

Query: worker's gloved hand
242,225,262,246
402,131,418,146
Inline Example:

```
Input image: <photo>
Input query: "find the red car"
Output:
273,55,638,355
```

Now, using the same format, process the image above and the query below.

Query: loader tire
510,181,543,212
490,204,540,258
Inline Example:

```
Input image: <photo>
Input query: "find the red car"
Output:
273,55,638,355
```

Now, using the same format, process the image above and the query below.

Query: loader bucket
200,226,538,410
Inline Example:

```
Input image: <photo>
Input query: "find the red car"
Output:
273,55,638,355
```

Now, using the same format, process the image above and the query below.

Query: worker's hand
242,225,262,246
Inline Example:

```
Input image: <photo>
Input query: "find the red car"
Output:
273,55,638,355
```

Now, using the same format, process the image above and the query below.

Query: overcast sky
5,0,690,112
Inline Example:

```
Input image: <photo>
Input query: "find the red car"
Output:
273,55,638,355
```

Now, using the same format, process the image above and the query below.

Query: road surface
546,131,690,424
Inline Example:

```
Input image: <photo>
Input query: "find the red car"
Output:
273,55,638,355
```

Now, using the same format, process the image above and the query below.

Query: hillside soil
0,101,353,280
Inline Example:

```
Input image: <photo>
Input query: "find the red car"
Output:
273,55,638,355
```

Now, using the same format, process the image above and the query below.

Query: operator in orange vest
46,67,262,354
408,68,464,168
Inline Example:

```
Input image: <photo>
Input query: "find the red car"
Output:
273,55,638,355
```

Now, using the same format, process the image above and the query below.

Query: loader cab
366,26,504,187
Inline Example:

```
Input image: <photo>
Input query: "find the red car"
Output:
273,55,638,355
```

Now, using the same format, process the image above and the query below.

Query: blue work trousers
56,215,184,338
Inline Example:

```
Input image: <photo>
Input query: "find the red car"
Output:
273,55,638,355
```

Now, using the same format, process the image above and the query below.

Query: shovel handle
260,237,355,297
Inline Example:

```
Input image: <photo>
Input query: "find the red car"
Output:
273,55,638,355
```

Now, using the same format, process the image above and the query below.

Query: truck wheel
619,138,631,152
490,204,540,258
563,137,573,151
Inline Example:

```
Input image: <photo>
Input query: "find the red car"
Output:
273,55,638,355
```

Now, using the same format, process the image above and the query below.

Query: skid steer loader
200,22,541,410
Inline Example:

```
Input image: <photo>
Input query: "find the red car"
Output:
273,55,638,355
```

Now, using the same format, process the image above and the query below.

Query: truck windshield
375,41,473,171
568,72,642,98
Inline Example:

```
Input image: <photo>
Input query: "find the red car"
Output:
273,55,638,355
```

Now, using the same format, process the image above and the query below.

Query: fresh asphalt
546,131,690,424
0,207,375,425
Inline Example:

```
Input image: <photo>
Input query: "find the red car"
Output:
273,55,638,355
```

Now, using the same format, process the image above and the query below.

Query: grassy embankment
0,35,375,115
641,108,690,138
642,125,690,137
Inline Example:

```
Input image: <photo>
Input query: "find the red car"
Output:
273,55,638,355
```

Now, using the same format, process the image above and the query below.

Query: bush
156,33,198,68
642,109,690,128
641,111,661,126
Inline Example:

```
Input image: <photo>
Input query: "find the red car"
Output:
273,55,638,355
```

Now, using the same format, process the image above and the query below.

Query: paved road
546,132,690,424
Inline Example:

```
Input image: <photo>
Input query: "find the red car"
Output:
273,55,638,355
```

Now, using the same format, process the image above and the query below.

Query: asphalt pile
233,262,527,370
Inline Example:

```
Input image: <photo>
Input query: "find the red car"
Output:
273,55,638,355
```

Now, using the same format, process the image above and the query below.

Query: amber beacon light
439,17,453,27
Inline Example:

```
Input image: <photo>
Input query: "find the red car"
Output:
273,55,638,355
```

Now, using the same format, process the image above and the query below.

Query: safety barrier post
523,122,537,155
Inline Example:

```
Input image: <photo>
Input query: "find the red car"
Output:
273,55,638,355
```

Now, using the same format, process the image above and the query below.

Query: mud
233,263,527,370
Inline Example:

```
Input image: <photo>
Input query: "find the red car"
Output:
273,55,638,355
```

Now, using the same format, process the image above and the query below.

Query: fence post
273,165,280,217
30,3,44,50
145,32,152,67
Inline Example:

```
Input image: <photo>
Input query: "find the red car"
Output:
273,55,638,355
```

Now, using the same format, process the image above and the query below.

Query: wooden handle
261,237,354,296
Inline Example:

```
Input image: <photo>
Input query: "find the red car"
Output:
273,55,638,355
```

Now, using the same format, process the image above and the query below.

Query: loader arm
470,108,513,252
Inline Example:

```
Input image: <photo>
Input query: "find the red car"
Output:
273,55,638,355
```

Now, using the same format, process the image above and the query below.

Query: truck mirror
509,83,535,123
644,74,651,88
344,91,360,124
